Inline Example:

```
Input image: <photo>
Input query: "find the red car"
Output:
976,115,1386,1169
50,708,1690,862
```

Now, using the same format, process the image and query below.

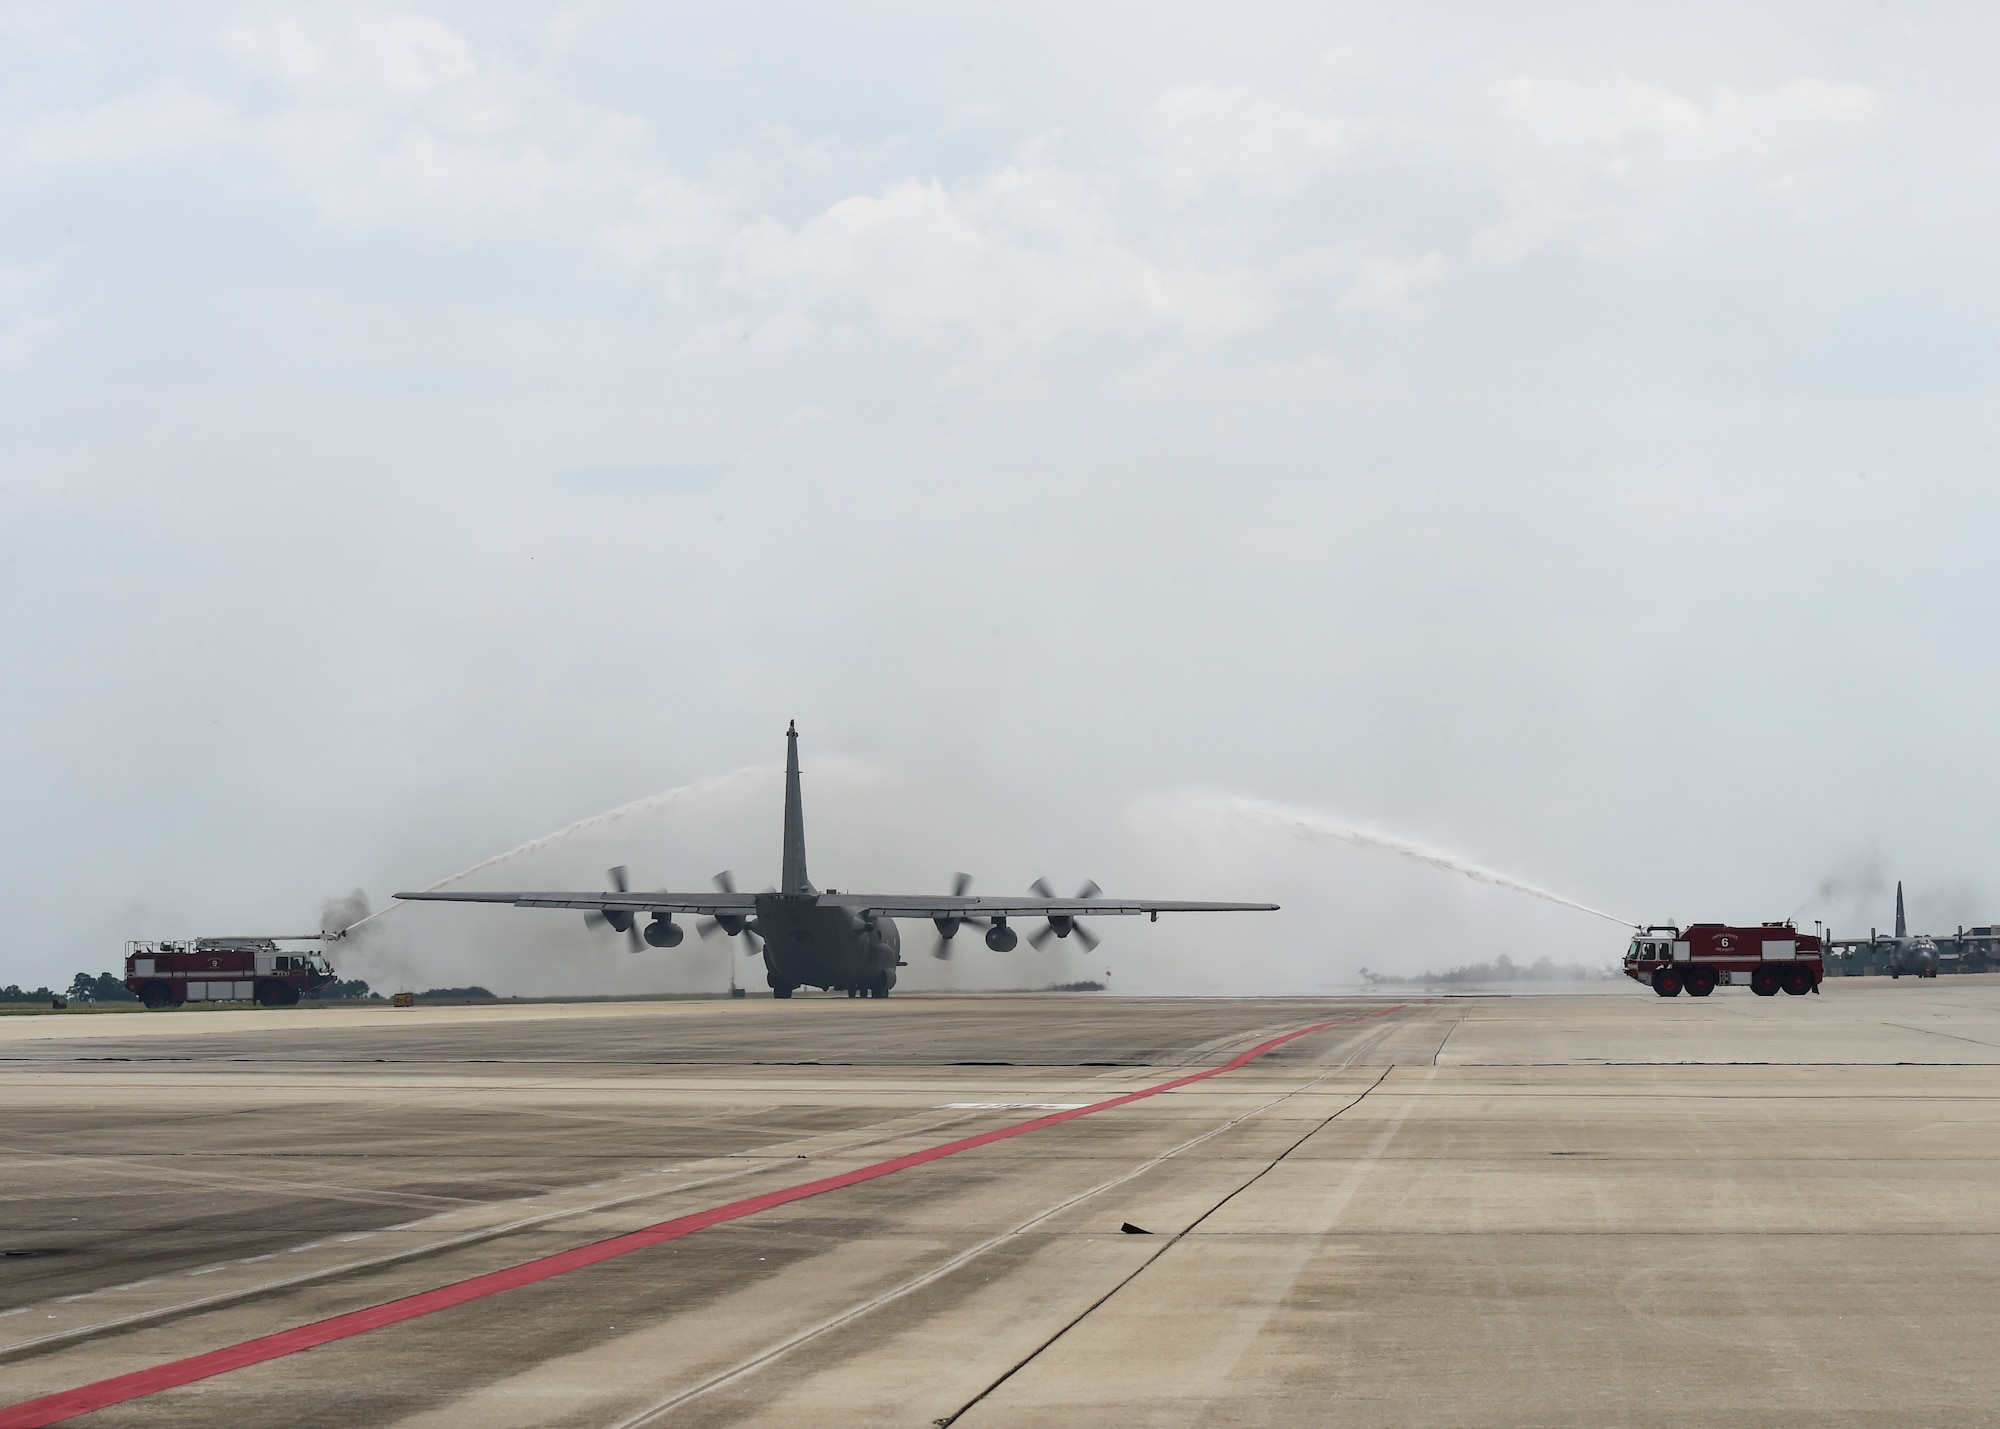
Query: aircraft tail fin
1895,881,1907,939
781,721,813,896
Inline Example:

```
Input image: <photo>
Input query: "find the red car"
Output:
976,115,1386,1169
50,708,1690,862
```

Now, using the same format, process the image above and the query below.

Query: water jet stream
1222,795,1632,927
337,767,771,937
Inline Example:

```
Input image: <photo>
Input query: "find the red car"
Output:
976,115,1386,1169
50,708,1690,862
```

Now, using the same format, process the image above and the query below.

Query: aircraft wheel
1781,966,1813,996
139,982,172,1010
1683,968,1716,997
1650,968,1682,997
1750,966,1781,997
772,984,794,999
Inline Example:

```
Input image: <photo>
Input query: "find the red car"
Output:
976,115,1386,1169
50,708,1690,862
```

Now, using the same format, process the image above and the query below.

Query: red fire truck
123,938,337,1009
1623,922,1824,999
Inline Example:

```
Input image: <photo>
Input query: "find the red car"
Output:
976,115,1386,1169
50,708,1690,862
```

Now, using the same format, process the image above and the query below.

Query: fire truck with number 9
1624,922,1823,999
124,937,336,1009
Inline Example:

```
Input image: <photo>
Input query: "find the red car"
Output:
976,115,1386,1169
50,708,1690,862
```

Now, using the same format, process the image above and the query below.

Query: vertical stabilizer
1895,881,1907,939
781,721,813,896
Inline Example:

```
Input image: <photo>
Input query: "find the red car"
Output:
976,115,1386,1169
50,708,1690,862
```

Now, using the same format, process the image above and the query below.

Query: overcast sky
4,1,1996,994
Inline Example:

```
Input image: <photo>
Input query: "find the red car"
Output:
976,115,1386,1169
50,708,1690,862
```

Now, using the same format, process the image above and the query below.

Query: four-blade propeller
1029,878,1103,952
697,871,764,954
582,866,643,953
929,873,985,960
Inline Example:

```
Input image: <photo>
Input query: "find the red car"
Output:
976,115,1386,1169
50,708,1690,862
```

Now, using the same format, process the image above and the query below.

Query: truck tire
1683,966,1716,997
255,981,299,1008
139,982,172,1010
1751,966,1781,997
1781,965,1813,996
1650,968,1682,997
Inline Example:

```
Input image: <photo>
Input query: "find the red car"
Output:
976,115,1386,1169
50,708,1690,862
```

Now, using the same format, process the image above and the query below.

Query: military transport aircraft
395,723,1278,998
1827,881,1941,978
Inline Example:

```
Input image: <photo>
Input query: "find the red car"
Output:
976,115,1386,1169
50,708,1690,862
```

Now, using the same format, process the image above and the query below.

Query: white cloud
1147,83,1370,201
1477,71,1885,257
731,164,1260,347
222,10,476,97
12,82,232,163
217,9,730,262
1343,251,1446,310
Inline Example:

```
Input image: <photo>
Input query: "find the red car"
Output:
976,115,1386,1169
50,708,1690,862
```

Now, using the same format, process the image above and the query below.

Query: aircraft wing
394,890,758,915
815,895,1278,919
392,890,1275,918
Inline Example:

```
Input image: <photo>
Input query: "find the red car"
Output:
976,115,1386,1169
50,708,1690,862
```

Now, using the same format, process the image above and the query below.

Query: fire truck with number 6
1624,922,1823,999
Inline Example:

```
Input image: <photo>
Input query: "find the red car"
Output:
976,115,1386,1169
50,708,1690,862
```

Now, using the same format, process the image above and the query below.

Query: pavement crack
607,1024,1402,1429
932,1063,1396,1428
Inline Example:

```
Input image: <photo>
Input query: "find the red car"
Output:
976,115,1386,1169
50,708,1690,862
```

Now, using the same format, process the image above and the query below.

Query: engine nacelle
644,916,684,948
714,914,746,938
603,910,634,934
985,921,1018,952
1047,915,1074,939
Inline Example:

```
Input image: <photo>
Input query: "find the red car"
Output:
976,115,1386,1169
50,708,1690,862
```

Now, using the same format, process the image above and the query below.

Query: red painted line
0,1009,1398,1427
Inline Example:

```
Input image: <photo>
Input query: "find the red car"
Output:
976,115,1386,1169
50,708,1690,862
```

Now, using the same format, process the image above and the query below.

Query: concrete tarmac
4,982,1999,1427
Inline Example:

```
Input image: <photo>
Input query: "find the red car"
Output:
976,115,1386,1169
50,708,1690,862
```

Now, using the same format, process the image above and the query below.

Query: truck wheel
139,982,172,1010
1751,967,1781,997
1684,967,1716,997
260,981,300,1007
1781,966,1813,996
1651,968,1682,997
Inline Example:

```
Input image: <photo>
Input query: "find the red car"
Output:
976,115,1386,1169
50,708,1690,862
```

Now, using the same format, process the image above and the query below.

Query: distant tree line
69,972,139,1002
3,976,502,1007
309,979,381,1000
1,972,139,1006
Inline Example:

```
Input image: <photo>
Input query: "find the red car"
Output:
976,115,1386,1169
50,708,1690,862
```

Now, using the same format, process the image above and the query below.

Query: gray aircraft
1828,881,1940,978
395,723,1278,998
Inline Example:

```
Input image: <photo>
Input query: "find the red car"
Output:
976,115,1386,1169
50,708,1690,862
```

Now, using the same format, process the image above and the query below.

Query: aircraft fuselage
752,894,903,998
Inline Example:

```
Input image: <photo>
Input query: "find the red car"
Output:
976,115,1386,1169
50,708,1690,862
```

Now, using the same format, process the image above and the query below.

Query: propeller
697,870,763,953
1029,878,1103,953
930,872,984,960
583,866,643,953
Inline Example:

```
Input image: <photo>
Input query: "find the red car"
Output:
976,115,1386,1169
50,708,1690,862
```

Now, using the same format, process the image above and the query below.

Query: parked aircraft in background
1827,882,1940,978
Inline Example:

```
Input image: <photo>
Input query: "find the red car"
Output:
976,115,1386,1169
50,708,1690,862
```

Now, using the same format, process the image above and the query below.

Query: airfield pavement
4,981,2000,1427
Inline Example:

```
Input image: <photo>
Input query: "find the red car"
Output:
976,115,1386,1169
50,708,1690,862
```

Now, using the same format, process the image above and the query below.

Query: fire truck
1623,922,1824,998
123,937,337,1010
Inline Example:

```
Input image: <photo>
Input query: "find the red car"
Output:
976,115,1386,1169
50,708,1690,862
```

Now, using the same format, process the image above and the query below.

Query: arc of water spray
1224,795,1634,927
332,766,774,938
